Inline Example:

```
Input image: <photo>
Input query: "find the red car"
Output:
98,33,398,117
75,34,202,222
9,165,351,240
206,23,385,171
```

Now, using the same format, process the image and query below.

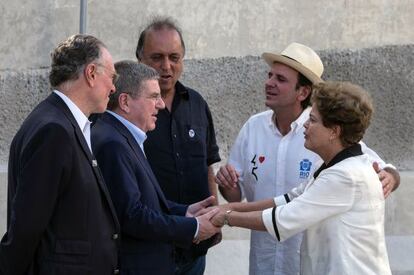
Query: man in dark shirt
136,16,221,274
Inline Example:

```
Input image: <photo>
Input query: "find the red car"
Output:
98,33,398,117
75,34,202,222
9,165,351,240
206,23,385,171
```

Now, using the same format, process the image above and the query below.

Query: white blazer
263,154,392,275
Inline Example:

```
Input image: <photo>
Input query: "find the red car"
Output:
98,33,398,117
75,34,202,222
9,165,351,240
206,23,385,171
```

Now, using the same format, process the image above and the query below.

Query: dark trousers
175,255,206,275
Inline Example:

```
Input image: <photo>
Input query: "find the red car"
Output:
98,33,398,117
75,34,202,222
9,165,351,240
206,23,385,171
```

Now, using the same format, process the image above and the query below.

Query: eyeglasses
145,93,163,102
126,92,163,103
94,63,119,85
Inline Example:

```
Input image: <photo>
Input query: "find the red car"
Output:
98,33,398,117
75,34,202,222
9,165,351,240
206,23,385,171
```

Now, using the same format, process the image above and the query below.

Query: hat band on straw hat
262,42,324,84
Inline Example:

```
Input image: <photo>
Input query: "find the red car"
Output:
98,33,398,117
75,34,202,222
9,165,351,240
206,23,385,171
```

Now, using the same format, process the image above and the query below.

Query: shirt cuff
193,217,200,239
262,207,280,241
274,194,289,206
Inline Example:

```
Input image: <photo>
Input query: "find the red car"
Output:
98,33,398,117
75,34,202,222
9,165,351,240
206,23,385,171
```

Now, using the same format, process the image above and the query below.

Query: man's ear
118,93,129,113
297,85,312,102
84,63,98,87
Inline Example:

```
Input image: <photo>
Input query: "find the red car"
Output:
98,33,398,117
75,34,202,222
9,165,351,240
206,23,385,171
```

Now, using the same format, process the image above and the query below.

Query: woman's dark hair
311,81,374,146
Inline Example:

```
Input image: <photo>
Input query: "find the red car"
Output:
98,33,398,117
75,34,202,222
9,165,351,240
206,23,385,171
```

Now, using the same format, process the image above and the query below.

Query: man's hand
211,208,227,227
186,196,216,217
194,208,222,244
215,164,239,189
373,162,401,198
194,203,232,217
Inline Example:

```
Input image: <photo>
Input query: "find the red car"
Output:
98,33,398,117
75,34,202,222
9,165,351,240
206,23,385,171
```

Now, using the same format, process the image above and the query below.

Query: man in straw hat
215,42,400,275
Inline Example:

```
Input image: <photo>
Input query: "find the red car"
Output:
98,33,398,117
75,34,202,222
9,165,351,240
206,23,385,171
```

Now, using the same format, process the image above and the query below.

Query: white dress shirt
53,90,92,152
106,110,147,152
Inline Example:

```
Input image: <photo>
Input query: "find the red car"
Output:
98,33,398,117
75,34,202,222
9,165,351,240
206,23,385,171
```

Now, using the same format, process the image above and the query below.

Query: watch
223,210,233,226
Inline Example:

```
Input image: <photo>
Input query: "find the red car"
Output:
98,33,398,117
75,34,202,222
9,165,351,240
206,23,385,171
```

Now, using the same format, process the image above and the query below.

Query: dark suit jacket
0,93,120,275
91,112,197,275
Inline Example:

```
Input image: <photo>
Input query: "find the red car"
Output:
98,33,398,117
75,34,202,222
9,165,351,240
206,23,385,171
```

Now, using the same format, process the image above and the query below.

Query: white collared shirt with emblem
229,108,320,275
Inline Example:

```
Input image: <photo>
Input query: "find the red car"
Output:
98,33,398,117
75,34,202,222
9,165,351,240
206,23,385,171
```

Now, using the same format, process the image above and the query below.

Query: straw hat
262,42,324,84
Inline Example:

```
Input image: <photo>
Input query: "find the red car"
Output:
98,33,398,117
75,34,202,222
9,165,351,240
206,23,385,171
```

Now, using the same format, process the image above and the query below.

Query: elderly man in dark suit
0,34,121,275
91,60,220,275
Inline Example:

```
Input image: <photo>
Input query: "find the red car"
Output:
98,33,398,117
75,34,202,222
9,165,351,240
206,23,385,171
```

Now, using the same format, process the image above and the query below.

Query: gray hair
49,34,105,87
108,60,159,110
135,15,185,60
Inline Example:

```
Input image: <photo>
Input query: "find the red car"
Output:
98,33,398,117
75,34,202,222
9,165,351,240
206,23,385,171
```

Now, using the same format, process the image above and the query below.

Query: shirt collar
106,110,147,149
291,107,311,134
268,107,311,134
167,81,190,114
175,81,189,99
313,143,363,179
53,90,91,133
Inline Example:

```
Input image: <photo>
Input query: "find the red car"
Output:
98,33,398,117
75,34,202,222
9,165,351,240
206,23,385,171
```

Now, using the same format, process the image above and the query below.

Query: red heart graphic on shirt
259,156,265,163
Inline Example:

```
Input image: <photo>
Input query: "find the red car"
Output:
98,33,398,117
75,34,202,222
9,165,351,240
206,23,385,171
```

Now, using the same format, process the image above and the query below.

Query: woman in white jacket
212,81,391,275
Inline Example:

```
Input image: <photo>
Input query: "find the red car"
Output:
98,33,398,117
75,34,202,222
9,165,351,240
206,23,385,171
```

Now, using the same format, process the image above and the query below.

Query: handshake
186,196,233,245
186,192,275,244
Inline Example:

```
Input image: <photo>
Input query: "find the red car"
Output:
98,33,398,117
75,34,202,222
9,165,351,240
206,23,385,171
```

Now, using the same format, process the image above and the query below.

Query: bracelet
224,210,233,226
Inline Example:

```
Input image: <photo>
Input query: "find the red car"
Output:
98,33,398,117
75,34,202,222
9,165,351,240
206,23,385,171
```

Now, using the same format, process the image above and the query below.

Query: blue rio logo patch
299,159,312,179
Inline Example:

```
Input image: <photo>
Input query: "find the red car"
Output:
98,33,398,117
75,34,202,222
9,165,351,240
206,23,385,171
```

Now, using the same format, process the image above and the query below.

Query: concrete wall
1,0,414,70
1,45,413,167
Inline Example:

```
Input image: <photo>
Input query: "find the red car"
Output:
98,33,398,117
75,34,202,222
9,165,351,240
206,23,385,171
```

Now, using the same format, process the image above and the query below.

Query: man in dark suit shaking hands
0,34,121,275
91,60,221,275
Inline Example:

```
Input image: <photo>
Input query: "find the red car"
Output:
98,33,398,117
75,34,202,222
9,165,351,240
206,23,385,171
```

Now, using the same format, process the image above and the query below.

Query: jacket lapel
48,93,94,160
47,93,120,230
102,113,170,210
